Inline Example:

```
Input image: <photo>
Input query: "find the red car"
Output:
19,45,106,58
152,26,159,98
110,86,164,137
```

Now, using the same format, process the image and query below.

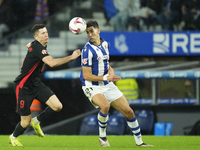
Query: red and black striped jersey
14,40,49,92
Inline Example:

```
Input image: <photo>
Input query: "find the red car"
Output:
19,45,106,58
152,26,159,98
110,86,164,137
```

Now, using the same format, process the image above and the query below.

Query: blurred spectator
34,0,49,23
157,0,183,31
146,0,162,15
0,0,12,23
0,0,11,47
0,22,9,48
115,78,139,99
11,0,37,32
0,0,11,34
103,0,118,26
111,0,130,31
128,0,157,31
145,0,162,28
184,80,195,98
0,22,9,39
181,0,200,30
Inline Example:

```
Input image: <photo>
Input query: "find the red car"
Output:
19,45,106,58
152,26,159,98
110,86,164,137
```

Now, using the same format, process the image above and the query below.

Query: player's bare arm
42,49,81,67
82,66,112,81
108,66,121,81
108,66,115,75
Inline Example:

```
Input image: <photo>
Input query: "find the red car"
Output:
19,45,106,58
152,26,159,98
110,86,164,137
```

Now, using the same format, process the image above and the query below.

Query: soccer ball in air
69,17,86,35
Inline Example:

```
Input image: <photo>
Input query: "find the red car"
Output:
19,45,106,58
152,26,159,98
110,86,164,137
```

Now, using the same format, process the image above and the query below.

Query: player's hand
107,74,113,82
107,74,121,82
26,42,31,48
112,75,121,81
71,49,81,60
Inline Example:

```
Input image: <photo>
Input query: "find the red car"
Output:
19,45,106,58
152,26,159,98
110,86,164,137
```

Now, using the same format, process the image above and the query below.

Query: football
69,17,86,35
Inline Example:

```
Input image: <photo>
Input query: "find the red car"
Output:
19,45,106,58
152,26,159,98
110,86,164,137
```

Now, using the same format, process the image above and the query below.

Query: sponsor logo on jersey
42,50,47,54
82,58,87,65
97,56,102,61
102,55,109,60
97,55,108,61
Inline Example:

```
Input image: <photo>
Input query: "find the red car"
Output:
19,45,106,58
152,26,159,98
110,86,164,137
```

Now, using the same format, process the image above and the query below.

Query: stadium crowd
0,0,74,38
0,0,200,39
103,0,200,31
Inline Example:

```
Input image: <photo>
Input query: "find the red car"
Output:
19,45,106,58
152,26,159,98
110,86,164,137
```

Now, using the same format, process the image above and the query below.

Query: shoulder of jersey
82,43,91,52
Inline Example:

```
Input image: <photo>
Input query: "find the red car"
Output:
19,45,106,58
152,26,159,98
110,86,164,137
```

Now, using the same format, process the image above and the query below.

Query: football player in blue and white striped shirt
80,20,153,147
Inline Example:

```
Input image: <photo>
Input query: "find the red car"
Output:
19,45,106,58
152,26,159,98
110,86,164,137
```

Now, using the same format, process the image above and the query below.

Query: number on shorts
85,87,93,96
20,100,25,108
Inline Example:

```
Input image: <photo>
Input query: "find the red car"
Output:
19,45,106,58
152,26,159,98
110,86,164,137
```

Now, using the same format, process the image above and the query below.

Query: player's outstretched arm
42,49,81,67
71,49,82,60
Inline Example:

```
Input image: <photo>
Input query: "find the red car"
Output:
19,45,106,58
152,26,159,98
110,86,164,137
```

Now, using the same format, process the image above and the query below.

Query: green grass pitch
1,135,200,150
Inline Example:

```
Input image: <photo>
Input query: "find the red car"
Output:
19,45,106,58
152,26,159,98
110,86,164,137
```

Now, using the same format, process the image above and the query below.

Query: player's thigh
45,95,62,111
82,86,109,109
36,84,54,104
36,84,62,111
111,95,135,119
92,93,110,109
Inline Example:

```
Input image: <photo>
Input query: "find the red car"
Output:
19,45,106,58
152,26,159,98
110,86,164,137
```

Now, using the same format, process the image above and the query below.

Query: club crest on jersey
82,58,87,65
29,47,33,52
42,50,47,54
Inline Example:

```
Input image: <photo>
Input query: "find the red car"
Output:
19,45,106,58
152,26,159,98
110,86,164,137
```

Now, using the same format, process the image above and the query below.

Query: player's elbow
48,63,56,68
83,74,90,80
43,56,58,68
47,61,58,68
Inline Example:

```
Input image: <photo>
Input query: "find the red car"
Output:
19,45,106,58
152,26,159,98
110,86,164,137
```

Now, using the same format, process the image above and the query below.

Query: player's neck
38,41,47,47
93,38,102,46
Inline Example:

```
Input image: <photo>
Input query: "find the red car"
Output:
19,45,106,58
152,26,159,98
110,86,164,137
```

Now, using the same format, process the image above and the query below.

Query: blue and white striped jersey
80,38,110,86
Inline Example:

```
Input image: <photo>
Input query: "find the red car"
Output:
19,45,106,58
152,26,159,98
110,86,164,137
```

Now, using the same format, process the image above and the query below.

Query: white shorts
82,82,123,108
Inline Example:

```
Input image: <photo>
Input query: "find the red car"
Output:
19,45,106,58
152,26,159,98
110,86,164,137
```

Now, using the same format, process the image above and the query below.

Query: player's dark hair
31,24,46,35
87,20,99,29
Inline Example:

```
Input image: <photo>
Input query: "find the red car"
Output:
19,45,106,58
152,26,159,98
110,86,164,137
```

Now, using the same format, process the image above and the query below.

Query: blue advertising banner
127,98,197,105
44,71,200,79
100,31,200,56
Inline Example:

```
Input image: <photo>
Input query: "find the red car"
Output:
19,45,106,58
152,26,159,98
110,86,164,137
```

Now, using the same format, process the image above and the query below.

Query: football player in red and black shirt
9,24,81,146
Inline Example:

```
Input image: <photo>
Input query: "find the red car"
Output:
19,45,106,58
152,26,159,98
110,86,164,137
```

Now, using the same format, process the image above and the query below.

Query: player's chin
45,38,49,42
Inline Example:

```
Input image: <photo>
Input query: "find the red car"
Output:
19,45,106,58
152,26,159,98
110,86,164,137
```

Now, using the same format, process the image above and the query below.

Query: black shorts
14,83,54,116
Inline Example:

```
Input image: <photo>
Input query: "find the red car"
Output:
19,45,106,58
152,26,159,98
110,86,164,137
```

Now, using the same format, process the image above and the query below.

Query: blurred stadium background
1,0,200,136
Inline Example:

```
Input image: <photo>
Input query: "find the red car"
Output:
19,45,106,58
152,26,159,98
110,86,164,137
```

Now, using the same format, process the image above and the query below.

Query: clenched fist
71,49,81,60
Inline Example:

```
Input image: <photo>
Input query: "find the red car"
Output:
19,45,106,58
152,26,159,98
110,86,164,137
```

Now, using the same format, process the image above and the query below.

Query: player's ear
34,35,38,40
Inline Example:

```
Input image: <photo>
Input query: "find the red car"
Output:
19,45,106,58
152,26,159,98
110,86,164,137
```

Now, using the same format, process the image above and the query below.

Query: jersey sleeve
81,47,93,67
107,41,110,50
32,42,49,60
37,48,49,60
